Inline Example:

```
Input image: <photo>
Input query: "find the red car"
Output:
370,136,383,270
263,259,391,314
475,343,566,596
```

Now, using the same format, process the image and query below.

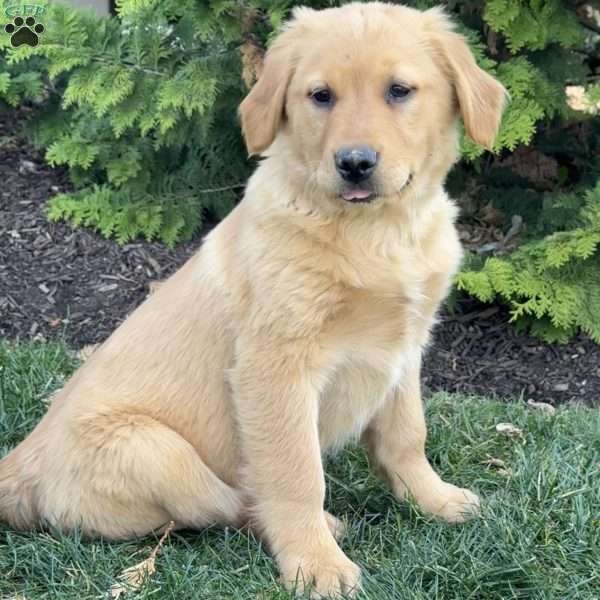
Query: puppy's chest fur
314,223,457,449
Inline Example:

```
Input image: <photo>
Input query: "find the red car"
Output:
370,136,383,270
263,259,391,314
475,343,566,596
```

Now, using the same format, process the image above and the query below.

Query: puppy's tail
0,438,41,530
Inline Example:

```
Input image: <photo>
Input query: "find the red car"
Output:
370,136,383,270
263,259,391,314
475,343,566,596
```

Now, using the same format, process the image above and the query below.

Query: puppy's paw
324,511,346,542
422,482,480,523
280,547,361,598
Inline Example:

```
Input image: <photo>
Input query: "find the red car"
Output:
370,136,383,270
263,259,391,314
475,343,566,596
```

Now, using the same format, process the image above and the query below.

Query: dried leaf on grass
527,399,556,415
495,422,523,438
110,521,175,599
484,456,512,477
484,456,507,469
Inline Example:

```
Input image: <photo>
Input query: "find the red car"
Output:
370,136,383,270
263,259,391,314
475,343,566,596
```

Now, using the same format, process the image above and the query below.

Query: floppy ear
425,9,507,150
239,29,297,156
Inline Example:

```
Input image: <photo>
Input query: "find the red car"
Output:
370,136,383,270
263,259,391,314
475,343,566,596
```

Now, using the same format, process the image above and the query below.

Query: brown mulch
0,110,202,344
1,110,599,406
422,303,598,406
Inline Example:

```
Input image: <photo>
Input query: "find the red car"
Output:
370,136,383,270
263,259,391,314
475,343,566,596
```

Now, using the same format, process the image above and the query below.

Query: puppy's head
240,2,506,206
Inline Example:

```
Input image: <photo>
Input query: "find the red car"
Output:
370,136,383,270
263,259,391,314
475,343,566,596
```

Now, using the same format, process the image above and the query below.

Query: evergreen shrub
1,0,599,341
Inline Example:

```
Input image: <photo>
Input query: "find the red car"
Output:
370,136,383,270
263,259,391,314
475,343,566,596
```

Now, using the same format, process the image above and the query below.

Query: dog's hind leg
36,413,244,540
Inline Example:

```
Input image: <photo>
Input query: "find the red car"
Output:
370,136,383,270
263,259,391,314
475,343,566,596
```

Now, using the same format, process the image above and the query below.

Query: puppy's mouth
341,187,375,203
339,173,413,204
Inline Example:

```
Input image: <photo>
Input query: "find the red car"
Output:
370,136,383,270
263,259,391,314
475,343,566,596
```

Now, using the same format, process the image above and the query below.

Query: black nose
334,145,378,184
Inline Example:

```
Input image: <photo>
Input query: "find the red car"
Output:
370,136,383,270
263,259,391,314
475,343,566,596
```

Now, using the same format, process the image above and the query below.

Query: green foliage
585,83,600,107
1,0,599,341
484,0,583,53
1,0,587,242
460,2,587,160
1,2,249,246
457,184,600,343
0,34,45,106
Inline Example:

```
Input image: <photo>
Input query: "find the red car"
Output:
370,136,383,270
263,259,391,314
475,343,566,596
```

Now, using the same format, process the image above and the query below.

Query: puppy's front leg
363,356,480,523
231,340,360,598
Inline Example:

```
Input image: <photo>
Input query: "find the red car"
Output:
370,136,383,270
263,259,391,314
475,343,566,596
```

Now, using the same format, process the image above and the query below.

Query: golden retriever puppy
0,2,505,597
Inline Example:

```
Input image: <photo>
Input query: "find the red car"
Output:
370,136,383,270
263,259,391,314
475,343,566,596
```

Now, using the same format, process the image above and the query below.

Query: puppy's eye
388,84,412,103
310,88,333,107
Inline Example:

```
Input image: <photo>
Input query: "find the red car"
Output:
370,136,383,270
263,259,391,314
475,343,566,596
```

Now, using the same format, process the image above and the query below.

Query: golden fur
0,3,505,597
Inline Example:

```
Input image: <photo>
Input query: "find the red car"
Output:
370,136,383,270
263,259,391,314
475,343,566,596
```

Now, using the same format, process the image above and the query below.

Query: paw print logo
4,16,45,47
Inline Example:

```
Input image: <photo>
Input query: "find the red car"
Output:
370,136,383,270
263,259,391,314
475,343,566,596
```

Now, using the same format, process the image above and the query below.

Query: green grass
1,339,599,599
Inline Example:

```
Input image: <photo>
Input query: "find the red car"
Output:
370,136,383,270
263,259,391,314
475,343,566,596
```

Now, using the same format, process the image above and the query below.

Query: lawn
1,340,599,599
